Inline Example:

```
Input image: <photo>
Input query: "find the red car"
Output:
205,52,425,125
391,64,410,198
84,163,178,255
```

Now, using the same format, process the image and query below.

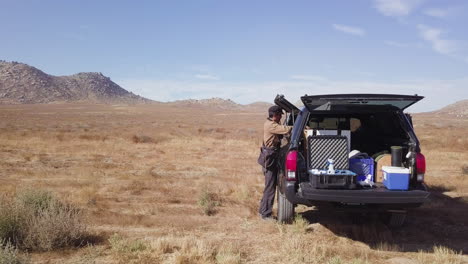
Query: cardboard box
382,166,410,190
375,154,391,183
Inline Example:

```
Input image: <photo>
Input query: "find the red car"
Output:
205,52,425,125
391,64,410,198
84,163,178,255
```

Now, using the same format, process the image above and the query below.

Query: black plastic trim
284,182,429,206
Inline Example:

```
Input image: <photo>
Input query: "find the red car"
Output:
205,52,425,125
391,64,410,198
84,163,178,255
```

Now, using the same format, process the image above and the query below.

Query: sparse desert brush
15,189,53,213
280,235,327,263
132,134,154,143
79,134,108,141
462,165,468,175
132,134,169,144
197,189,220,216
173,238,217,264
280,235,371,264
215,245,242,264
0,190,89,251
0,240,29,264
120,180,150,195
146,236,242,264
0,200,23,246
417,246,464,264
108,233,148,254
108,234,155,264
290,214,310,234
231,185,259,216
70,245,102,264
375,242,401,252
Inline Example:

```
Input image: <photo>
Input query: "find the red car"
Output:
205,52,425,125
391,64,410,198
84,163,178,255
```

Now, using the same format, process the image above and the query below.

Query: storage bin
382,166,410,190
349,158,374,182
306,130,351,152
308,135,349,170
309,169,357,189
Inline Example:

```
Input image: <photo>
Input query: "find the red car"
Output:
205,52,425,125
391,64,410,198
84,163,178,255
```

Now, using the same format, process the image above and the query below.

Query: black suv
274,94,430,226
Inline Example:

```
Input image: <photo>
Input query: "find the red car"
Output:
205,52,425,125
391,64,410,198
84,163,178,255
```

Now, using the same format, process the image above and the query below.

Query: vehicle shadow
299,185,468,253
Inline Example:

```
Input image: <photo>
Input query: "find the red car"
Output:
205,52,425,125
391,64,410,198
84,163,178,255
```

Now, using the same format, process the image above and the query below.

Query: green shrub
0,240,29,264
0,190,88,251
197,189,220,216
462,165,468,175
0,201,23,245
108,233,147,254
15,190,53,214
291,215,309,234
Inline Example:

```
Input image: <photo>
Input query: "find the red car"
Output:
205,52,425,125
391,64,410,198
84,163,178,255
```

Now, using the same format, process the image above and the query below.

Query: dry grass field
0,103,467,264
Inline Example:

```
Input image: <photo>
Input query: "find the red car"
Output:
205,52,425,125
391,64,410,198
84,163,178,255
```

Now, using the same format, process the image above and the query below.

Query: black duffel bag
257,146,278,169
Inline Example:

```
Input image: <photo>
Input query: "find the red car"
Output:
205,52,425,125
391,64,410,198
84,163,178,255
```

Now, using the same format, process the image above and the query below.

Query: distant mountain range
0,61,149,104
166,98,272,111
0,61,272,111
1,61,464,115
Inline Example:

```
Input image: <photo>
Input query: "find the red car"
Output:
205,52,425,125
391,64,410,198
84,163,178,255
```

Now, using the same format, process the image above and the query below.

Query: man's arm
268,122,292,135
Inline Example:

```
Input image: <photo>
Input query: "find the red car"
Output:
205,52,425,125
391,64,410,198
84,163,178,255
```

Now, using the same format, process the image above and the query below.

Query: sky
1,0,468,112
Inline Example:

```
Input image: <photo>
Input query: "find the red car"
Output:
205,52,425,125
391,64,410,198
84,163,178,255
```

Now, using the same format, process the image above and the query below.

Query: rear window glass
307,117,350,130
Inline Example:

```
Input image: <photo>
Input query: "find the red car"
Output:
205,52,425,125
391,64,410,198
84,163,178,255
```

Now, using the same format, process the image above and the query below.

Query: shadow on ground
299,185,468,253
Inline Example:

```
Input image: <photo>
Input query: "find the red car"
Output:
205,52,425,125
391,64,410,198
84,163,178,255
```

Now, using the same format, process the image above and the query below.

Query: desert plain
0,102,467,264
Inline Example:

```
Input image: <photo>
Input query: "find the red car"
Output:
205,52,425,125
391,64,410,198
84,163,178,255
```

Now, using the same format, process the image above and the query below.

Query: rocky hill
167,98,272,112
168,97,240,110
0,61,150,104
433,99,468,117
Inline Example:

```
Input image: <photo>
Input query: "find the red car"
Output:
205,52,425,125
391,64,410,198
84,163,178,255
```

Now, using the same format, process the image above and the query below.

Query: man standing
258,105,292,220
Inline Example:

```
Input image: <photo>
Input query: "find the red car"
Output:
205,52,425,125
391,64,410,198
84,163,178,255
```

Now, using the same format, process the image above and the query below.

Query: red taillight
416,153,426,182
285,151,297,181
416,153,426,174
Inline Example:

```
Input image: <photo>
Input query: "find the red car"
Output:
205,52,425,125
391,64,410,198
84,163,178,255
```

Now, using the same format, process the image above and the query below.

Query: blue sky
1,0,468,112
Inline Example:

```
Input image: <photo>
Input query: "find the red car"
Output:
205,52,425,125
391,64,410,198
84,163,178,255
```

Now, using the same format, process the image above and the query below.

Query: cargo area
296,111,417,191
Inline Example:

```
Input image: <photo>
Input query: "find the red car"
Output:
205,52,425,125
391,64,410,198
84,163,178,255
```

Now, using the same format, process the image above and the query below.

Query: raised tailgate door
274,94,300,114
301,94,424,112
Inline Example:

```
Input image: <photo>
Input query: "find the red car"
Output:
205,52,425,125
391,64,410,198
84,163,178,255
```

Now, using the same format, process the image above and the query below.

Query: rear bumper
285,182,430,206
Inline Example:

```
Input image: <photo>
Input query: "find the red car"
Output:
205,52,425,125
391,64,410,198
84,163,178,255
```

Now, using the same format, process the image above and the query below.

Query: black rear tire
277,191,294,223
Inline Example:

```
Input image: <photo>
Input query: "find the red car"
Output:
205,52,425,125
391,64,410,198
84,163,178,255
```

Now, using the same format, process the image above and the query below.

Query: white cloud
373,0,424,17
423,7,451,18
290,75,327,81
194,74,220,80
332,24,366,36
384,40,422,48
117,77,468,113
385,40,411,48
417,24,459,55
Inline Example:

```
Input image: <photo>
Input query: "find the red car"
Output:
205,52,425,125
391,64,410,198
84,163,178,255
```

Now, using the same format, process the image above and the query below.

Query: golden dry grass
0,103,467,263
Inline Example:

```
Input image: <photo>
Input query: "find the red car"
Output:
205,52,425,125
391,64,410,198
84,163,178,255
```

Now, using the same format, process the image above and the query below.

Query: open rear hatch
274,94,300,114
301,94,424,112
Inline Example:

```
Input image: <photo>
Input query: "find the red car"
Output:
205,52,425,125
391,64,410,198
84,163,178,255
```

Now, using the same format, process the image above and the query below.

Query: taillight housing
416,153,426,182
285,151,297,181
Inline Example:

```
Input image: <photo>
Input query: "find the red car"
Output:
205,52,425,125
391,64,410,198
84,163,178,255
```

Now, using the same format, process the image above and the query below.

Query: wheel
277,191,294,223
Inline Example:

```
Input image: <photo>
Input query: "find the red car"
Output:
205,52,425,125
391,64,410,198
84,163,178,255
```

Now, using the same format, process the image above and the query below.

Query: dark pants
259,166,278,217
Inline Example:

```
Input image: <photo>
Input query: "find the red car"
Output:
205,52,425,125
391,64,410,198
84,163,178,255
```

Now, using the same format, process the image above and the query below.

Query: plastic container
382,166,410,190
309,169,357,189
391,146,403,167
305,130,351,152
349,158,374,182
